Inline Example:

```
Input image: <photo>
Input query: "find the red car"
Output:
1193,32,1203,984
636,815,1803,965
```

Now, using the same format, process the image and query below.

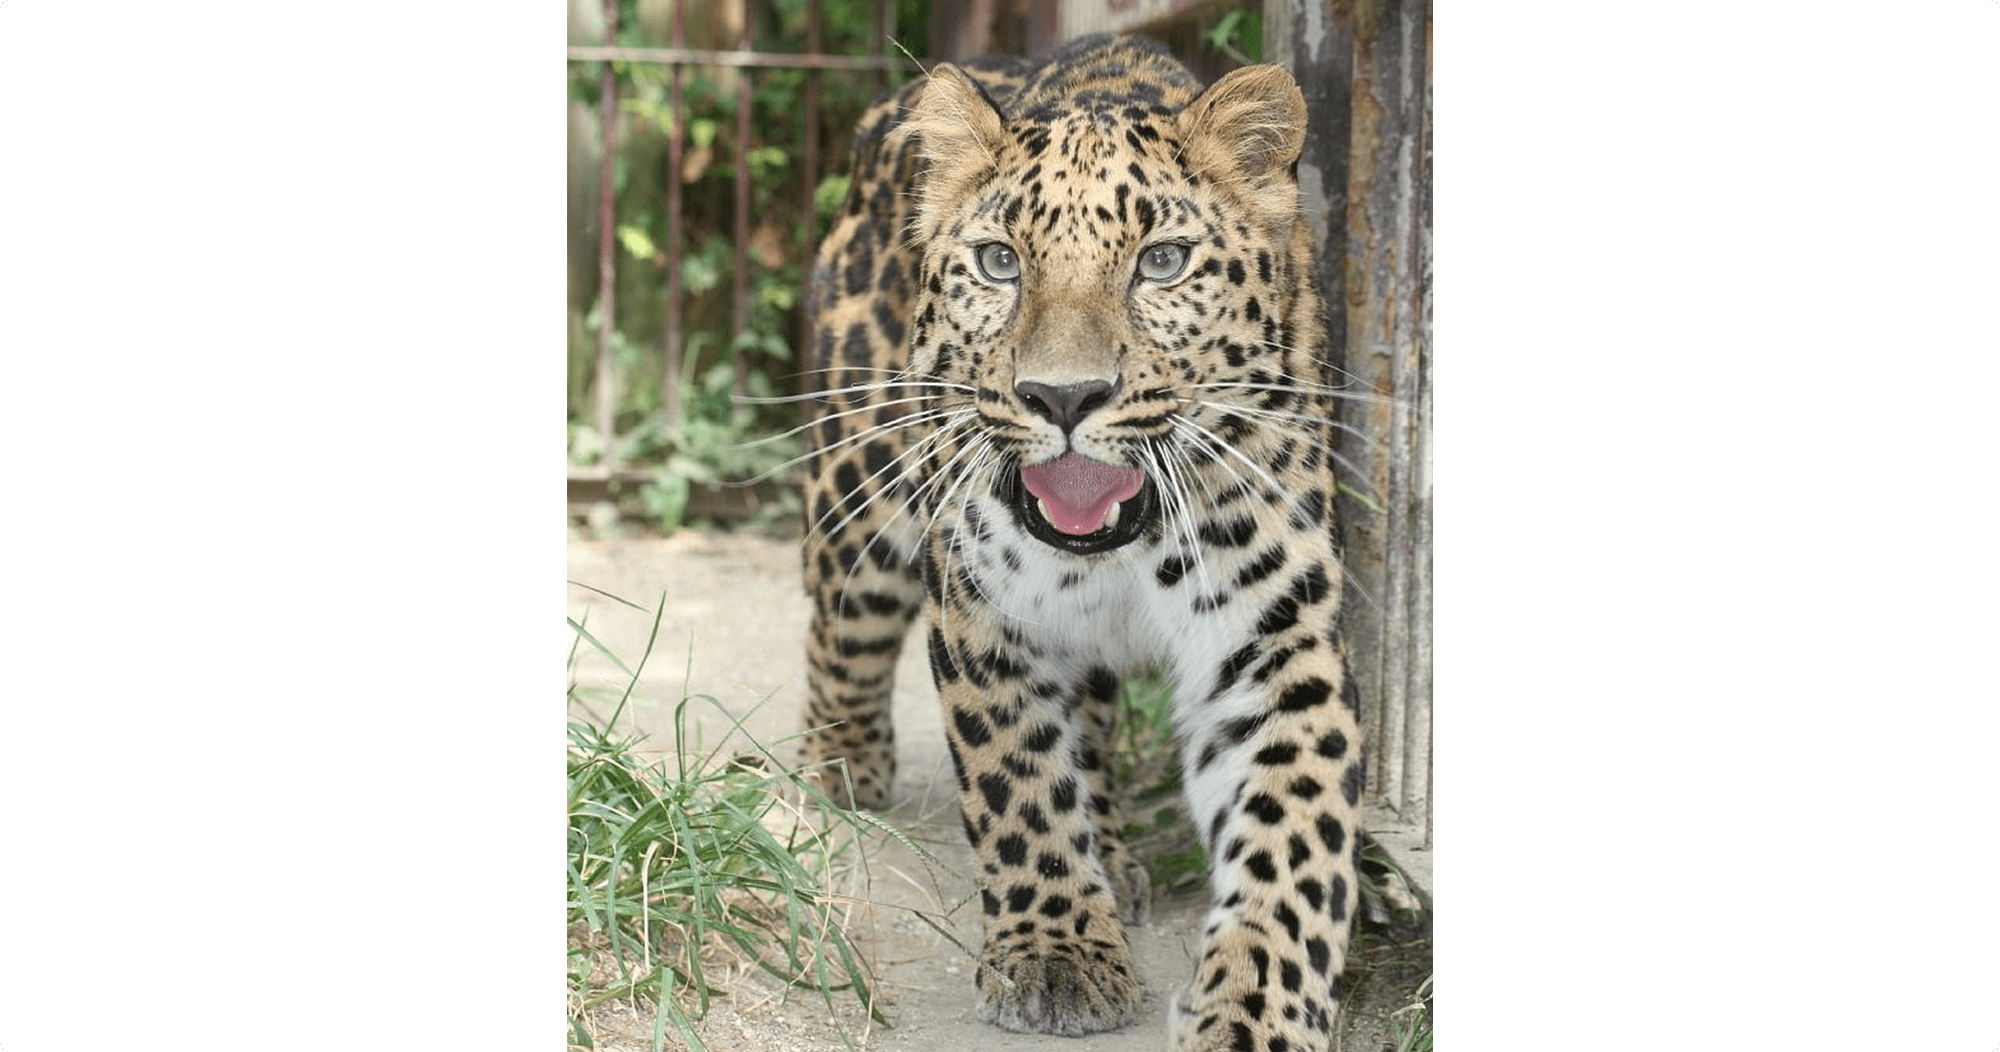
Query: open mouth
1001,452,1159,555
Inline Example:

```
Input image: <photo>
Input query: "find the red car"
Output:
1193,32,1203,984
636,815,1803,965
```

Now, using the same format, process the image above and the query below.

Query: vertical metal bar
798,0,822,394
663,0,686,432
731,0,754,400
874,0,889,94
1027,0,1059,56
594,0,621,466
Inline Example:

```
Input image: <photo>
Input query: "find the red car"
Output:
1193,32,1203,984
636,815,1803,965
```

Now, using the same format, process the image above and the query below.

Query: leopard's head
897,59,1317,556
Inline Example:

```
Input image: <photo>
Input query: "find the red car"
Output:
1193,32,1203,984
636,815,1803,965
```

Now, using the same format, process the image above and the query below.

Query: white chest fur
950,490,1249,696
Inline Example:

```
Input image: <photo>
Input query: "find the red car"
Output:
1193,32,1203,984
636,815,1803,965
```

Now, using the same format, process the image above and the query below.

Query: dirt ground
567,529,1432,1051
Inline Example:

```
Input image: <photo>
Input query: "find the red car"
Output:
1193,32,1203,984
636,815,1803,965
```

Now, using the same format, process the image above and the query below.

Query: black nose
1015,378,1120,434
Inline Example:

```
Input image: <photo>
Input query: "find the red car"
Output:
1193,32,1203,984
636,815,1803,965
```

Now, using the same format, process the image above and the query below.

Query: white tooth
1103,501,1123,530
1037,498,1053,523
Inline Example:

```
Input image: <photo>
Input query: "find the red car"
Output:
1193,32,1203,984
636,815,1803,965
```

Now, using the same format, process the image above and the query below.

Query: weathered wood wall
1268,0,1433,837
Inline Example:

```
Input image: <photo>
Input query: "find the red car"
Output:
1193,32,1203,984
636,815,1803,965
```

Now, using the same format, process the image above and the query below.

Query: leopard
795,33,1366,1052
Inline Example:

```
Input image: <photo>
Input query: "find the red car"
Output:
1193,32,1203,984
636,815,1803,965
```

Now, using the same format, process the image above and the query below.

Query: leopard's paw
973,932,1143,1036
803,742,894,811
828,771,892,811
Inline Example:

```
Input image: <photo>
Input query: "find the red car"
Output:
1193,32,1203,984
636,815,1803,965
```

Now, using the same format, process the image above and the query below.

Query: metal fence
567,0,900,487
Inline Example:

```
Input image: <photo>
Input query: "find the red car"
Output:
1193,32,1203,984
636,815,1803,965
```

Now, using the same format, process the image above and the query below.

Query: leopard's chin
998,467,1159,555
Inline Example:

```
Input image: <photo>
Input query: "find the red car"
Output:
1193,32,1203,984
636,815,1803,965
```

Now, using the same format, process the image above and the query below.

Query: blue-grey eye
1138,243,1189,282
976,242,1021,282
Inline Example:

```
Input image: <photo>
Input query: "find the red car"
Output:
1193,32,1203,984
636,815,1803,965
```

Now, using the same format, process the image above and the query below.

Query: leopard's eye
975,242,1021,282
1138,243,1189,282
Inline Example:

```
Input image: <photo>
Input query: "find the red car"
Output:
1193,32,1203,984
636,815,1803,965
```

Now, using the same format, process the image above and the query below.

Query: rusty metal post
929,0,996,60
874,0,890,93
594,0,621,466
663,0,686,433
798,0,823,394
731,0,755,401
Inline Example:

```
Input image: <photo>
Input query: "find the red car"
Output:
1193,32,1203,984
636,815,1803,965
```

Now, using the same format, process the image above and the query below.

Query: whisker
1175,420,1385,621
727,404,967,487
912,430,993,536
1189,380,1404,411
1150,439,1215,600
808,411,975,570
944,445,1038,625
1178,395,1383,454
782,364,947,379
734,378,973,406
825,418,977,612
1164,426,1245,601
925,442,994,605
1178,434,1237,599
734,393,944,450
1247,339,1387,393
1170,417,1287,501
1180,400,1383,498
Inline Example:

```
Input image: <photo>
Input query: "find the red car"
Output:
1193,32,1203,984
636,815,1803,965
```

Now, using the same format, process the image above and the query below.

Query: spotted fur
797,34,1363,1050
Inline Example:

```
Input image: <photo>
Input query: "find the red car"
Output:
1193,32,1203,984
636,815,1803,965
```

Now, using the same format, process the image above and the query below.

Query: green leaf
757,283,796,311
641,471,691,531
616,224,658,260
1206,10,1246,50
813,173,851,220
682,254,720,293
1203,10,1264,63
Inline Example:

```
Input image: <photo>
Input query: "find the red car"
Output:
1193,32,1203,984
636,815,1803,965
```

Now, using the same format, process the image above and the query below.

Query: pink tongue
1020,453,1145,536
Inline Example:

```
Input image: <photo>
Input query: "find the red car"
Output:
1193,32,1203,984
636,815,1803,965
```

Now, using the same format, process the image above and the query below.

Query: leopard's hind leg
800,458,924,810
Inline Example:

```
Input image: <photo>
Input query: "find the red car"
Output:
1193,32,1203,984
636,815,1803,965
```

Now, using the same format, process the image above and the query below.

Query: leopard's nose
1015,377,1121,434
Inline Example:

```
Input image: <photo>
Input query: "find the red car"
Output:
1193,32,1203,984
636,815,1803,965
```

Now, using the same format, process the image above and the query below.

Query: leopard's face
906,98,1305,557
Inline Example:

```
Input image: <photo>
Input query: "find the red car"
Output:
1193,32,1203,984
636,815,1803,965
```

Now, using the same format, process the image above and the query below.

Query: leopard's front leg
927,588,1144,1036
1168,579,1364,1052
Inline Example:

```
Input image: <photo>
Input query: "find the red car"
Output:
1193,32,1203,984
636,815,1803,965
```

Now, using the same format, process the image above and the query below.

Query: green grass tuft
566,595,897,1051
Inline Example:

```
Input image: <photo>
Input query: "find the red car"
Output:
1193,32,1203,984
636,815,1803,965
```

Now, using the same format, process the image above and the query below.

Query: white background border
3,1,1996,1048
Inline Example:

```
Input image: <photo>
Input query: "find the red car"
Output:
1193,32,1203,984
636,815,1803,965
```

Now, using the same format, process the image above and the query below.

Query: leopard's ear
903,63,1007,164
898,64,1008,231
1176,64,1308,186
